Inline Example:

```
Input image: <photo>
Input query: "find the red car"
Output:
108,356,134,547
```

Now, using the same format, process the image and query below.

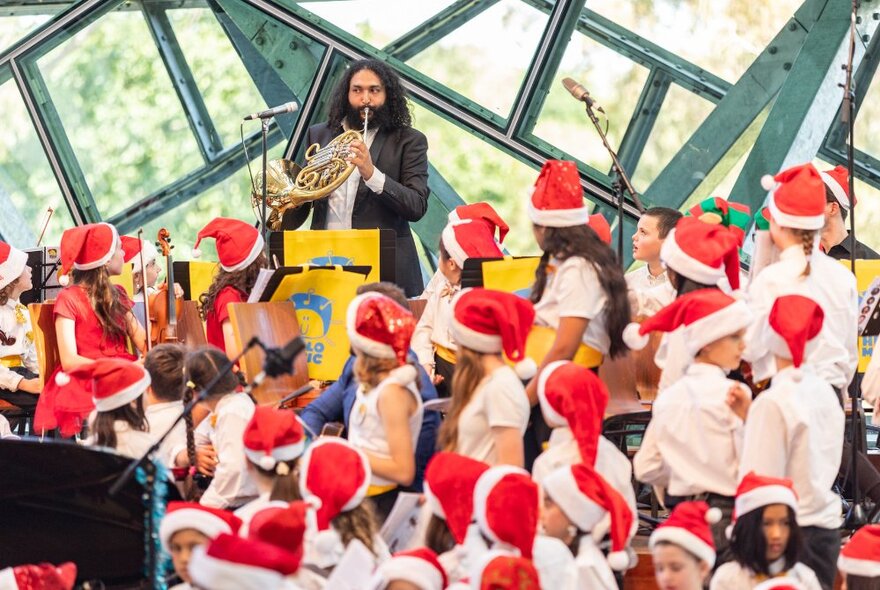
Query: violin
149,228,182,346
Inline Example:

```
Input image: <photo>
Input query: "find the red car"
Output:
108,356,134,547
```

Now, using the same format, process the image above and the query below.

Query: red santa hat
542,464,633,570
838,524,880,579
536,360,608,465
58,222,119,285
0,242,28,291
819,165,855,210
55,358,150,412
448,202,509,244
0,563,76,590
159,501,242,552
623,289,752,356
192,217,264,273
660,216,742,290
473,466,539,559
733,472,798,524
249,501,308,564
527,160,589,228
762,294,824,369
441,220,503,267
472,551,541,590
452,288,537,380
423,452,490,544
760,163,826,230
753,579,807,590
243,406,306,472
189,533,300,590
346,292,417,382
377,548,448,590
588,213,612,245
120,236,159,276
648,501,720,568
299,438,370,568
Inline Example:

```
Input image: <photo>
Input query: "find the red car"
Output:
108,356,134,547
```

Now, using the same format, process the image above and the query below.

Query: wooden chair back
227,302,309,407
407,298,427,322
176,300,207,349
28,303,61,391
599,324,663,417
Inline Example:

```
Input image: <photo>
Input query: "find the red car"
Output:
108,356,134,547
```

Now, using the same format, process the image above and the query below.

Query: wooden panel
600,321,663,417
176,300,207,349
407,298,427,322
227,302,309,406
28,302,60,390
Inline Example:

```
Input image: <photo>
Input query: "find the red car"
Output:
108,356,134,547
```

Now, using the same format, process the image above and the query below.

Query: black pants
433,354,455,399
0,367,38,410
800,526,839,590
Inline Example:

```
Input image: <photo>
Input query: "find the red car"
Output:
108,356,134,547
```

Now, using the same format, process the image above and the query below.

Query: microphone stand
579,100,646,262
109,336,262,588
842,0,867,532
260,118,272,266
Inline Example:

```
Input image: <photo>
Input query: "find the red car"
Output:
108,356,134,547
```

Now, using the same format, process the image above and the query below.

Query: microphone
243,102,299,121
263,336,307,378
561,78,604,112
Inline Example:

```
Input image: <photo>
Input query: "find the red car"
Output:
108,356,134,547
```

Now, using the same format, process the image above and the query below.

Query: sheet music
379,491,423,553
247,268,275,303
323,538,377,589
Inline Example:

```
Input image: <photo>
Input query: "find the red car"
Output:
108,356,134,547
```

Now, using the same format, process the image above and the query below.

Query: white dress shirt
634,363,745,497
739,365,844,529
710,559,821,590
145,400,187,469
412,276,458,368
196,393,259,509
84,420,154,460
744,244,858,388
563,535,618,590
325,126,386,229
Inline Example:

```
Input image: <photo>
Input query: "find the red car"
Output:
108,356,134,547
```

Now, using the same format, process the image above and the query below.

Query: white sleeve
484,374,530,430
199,411,251,509
364,168,386,194
556,260,606,320
738,397,788,481
632,414,669,487
862,346,880,405
742,274,775,382
0,365,23,391
709,563,745,590
194,417,211,447
844,279,860,385
412,292,438,367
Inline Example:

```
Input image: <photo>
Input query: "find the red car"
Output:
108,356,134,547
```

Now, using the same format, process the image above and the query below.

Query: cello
149,228,182,346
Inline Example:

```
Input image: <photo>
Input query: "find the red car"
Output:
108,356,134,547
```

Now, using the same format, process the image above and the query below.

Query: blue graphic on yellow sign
291,289,339,366
308,250,355,267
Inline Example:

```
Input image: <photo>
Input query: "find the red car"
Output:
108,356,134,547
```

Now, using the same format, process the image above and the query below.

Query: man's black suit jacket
281,122,430,297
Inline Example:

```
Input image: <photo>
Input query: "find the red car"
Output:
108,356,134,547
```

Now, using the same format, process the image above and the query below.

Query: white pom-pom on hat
259,455,277,471
54,371,70,386
705,507,722,524
389,364,418,386
623,322,649,351
58,274,70,287
607,550,630,571
191,248,202,259
514,357,538,380
761,174,777,191
725,524,734,540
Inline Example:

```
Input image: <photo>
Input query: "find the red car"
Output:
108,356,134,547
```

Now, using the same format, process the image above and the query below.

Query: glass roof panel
0,75,75,248
0,13,58,52
35,10,204,218
531,31,650,175
588,0,806,83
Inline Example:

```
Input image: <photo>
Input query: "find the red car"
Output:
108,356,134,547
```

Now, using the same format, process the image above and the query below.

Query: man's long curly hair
327,59,412,131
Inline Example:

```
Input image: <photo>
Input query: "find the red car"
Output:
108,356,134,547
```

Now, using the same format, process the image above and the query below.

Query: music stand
0,439,180,586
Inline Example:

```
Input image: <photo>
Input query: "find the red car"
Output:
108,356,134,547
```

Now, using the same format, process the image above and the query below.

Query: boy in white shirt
626,207,681,316
628,289,753,564
739,294,844,589
143,343,188,468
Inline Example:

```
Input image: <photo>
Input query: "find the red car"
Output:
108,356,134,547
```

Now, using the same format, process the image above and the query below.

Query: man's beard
344,103,392,131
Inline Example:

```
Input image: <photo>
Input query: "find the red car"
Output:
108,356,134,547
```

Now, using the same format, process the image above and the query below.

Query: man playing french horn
282,58,430,297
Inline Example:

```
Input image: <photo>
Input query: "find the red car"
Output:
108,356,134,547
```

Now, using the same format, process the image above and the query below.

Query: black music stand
0,439,179,587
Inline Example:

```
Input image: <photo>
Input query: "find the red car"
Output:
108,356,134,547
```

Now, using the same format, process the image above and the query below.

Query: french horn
253,107,370,230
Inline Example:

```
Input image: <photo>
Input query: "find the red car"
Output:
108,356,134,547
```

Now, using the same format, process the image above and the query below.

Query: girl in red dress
193,218,267,357
34,222,147,436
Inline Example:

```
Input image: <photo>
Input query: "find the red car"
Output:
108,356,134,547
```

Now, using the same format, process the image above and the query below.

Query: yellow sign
840,259,880,373
109,263,134,297
481,256,540,298
280,230,382,284
272,267,368,381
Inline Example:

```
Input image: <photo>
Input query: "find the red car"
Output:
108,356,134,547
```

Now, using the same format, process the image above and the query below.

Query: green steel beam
142,3,224,162
617,68,672,179
640,0,826,211
508,0,587,137
11,59,97,224
412,162,468,259
107,125,285,233
383,0,501,62
729,0,879,215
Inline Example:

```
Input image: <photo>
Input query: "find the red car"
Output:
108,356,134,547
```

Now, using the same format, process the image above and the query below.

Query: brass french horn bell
253,107,371,230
